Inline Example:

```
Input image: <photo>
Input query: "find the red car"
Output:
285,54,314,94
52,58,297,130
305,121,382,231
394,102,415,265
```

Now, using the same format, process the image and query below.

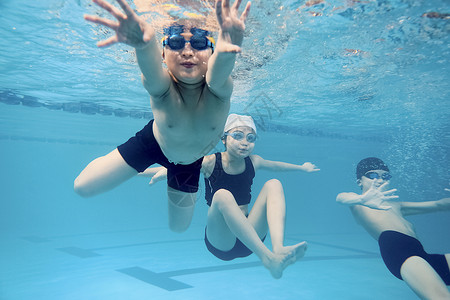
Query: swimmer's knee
213,189,233,199
212,189,235,209
73,177,94,198
264,179,283,190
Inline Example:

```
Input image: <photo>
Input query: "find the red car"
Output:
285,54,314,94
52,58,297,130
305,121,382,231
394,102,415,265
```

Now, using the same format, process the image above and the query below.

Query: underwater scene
1,0,449,299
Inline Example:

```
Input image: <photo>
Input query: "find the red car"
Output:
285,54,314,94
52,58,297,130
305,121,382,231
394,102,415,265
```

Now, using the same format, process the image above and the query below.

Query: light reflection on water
0,0,448,200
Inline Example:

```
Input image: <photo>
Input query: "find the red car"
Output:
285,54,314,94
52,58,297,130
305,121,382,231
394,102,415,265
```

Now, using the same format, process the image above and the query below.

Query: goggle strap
206,36,215,47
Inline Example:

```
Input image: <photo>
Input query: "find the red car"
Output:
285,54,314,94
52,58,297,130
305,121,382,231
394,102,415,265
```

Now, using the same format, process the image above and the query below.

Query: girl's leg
207,189,270,253
248,179,307,258
74,148,137,197
207,188,294,278
206,190,244,251
247,179,284,251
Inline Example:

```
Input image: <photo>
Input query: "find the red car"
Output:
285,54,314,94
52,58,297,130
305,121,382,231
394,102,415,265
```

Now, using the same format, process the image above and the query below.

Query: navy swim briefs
204,227,266,261
117,119,203,193
378,230,450,285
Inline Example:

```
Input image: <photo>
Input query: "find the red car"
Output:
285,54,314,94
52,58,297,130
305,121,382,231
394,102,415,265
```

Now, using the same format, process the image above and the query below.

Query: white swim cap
223,114,257,134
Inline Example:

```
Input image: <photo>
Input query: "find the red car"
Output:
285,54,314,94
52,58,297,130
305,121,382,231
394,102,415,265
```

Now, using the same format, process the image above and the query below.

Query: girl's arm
251,155,319,172
138,167,167,185
138,166,165,177
138,154,216,185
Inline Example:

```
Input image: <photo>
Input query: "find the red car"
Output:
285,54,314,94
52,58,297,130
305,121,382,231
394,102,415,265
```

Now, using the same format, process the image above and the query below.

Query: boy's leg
74,148,137,197
400,256,450,299
165,159,203,233
167,187,197,233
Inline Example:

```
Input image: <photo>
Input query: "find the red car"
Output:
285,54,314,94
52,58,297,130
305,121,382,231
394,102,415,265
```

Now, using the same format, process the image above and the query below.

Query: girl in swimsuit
142,114,319,278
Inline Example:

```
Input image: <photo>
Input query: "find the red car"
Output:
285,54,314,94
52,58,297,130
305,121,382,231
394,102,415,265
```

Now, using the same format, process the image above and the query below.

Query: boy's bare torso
351,201,417,241
151,77,230,164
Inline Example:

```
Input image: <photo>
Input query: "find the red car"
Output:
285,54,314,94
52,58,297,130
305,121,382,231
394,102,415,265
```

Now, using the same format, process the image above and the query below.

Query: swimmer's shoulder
202,153,219,178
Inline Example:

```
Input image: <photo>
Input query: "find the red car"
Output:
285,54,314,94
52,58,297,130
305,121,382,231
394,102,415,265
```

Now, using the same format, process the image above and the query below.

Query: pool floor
0,226,419,299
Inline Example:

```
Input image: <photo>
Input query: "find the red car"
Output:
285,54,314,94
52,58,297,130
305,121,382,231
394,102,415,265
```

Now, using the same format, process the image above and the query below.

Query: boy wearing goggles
141,114,319,278
162,25,215,52
336,157,450,299
76,0,251,233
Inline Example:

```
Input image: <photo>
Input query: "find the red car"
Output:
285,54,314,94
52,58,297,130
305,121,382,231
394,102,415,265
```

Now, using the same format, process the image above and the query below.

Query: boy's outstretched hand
84,0,154,49
360,181,397,210
215,0,251,53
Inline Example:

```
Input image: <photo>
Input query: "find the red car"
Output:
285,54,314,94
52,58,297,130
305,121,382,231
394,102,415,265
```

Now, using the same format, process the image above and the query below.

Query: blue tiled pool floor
0,227,419,300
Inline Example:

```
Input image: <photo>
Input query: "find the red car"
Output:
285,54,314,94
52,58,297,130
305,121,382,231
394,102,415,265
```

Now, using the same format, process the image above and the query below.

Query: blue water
1,0,449,299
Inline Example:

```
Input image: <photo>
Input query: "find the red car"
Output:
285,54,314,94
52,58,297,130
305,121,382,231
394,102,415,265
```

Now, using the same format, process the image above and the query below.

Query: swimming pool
1,0,449,299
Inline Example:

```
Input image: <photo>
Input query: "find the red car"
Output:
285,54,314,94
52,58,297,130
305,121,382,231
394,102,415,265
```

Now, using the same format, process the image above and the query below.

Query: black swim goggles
162,25,215,51
224,131,257,143
364,171,392,181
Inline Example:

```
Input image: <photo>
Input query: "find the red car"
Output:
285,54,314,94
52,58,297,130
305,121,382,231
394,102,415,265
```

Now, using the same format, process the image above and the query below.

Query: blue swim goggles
224,131,257,143
162,25,215,51
364,171,392,181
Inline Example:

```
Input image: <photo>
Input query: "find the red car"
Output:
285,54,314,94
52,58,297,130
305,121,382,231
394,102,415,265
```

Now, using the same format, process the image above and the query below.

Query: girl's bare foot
262,251,296,279
275,241,308,264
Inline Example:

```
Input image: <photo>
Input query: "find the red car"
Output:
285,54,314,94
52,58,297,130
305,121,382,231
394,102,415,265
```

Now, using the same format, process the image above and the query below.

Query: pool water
1,0,449,299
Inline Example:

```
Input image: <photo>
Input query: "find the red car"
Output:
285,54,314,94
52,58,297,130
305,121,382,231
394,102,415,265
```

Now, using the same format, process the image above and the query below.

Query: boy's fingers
115,0,135,17
240,2,251,22
379,181,388,189
93,0,126,20
97,35,118,47
232,0,242,10
215,0,224,24
84,14,118,30
383,188,397,195
222,0,230,15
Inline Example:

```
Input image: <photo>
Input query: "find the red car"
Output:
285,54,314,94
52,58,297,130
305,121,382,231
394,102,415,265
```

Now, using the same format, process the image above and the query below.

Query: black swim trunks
204,227,266,261
117,119,203,193
378,230,450,285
